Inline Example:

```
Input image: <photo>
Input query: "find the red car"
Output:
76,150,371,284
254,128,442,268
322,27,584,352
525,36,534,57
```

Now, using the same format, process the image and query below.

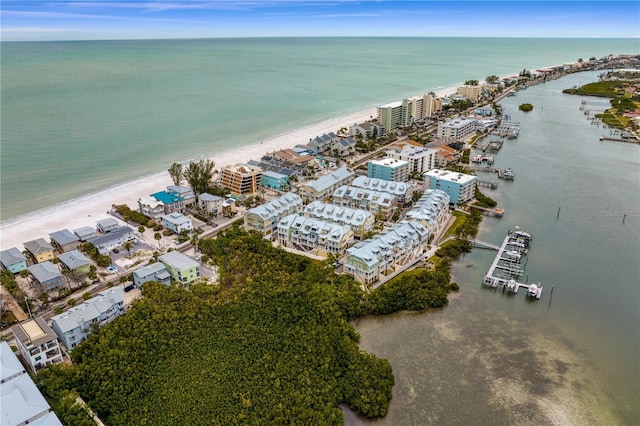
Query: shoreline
0,71,538,251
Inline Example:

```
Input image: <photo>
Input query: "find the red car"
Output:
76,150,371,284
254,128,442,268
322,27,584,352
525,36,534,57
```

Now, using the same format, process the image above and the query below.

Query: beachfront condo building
367,158,410,182
11,317,64,372
50,287,126,350
377,94,444,131
277,214,354,255
303,201,374,240
436,118,478,141
298,166,354,203
456,85,483,102
405,189,451,238
159,251,201,286
220,163,263,197
423,169,477,205
0,248,28,274
27,262,63,292
349,122,385,139
244,192,303,236
343,220,429,285
23,238,55,264
386,146,438,176
0,341,64,425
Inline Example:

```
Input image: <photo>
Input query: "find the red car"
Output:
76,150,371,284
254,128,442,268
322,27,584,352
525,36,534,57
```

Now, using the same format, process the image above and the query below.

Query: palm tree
124,241,133,257
191,234,199,256
168,163,183,186
154,232,162,249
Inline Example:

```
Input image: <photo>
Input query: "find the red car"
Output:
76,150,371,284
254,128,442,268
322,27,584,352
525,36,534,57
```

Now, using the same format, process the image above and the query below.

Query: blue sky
2,1,638,41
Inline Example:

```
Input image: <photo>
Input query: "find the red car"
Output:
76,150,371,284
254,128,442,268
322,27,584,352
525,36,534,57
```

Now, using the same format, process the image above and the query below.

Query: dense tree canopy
36,228,458,424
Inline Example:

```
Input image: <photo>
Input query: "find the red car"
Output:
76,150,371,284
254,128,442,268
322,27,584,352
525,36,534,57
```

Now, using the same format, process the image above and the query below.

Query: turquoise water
1,37,637,220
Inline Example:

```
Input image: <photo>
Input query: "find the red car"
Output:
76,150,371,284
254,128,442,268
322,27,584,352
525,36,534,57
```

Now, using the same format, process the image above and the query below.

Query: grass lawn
444,211,467,239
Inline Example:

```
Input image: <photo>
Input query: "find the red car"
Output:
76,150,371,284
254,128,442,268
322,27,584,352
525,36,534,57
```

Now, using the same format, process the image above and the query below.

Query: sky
1,1,639,41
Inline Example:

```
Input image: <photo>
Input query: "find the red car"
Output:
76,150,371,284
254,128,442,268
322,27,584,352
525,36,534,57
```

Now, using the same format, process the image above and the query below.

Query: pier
470,205,504,217
477,179,498,189
481,228,543,299
467,165,515,180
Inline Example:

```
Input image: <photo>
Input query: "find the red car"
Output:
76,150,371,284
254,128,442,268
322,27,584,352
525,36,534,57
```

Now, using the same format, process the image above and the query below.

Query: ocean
1,38,638,425
1,37,637,220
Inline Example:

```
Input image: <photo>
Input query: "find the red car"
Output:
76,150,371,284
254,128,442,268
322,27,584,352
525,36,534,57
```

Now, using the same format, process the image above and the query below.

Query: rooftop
162,212,192,225
151,191,184,205
247,192,302,219
49,229,79,246
87,226,134,246
424,169,477,184
351,176,410,196
27,261,61,283
50,287,124,333
159,250,199,270
57,250,91,270
11,317,58,348
304,166,354,192
305,201,373,226
369,158,409,168
0,247,27,266
23,238,53,255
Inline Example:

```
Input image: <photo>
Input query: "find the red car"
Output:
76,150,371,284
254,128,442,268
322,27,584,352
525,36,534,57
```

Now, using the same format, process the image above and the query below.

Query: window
35,356,42,361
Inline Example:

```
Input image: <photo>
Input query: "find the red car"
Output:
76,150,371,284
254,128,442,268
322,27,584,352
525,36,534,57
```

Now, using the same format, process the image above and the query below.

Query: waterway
344,71,640,425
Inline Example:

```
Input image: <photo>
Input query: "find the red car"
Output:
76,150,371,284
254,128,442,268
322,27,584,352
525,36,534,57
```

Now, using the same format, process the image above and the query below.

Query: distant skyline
2,1,639,41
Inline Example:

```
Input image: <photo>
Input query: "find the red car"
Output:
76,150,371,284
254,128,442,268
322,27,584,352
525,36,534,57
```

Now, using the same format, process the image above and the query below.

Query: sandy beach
0,86,464,251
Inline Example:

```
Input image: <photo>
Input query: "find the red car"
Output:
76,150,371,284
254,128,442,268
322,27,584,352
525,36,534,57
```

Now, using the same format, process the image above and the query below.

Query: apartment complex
343,221,429,285
244,192,303,236
456,85,483,102
220,163,263,197
436,118,478,141
303,201,374,240
367,158,410,182
277,215,354,255
50,287,126,349
11,317,63,372
386,146,438,175
298,167,354,203
405,189,451,237
423,169,477,205
332,186,397,220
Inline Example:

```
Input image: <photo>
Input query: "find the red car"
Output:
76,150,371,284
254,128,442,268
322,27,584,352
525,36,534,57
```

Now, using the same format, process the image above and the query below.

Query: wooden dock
477,180,498,189
600,135,640,144
481,228,543,299
467,165,515,180
470,205,504,217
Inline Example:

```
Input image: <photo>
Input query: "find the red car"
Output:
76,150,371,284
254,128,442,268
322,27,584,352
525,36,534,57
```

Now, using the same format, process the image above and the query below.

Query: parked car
112,248,120,253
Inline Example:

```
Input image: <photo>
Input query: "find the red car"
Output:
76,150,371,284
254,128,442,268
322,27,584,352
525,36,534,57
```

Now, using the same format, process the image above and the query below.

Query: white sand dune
0,86,458,251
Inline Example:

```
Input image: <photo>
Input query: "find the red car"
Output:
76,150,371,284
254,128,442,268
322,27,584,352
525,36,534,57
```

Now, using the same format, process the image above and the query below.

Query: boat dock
467,165,515,180
477,180,498,189
481,228,543,299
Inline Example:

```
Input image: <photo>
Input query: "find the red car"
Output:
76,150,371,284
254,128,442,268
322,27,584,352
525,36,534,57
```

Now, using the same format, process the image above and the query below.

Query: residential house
220,163,263,197
138,196,166,220
298,166,355,203
87,226,134,254
271,149,315,167
162,212,193,234
261,171,290,192
23,238,55,264
96,218,120,234
27,262,63,292
73,226,96,241
198,193,224,217
367,158,410,182
159,251,201,286
0,341,64,426
0,248,27,274
307,133,339,153
423,169,477,205
435,146,461,168
166,185,196,208
303,201,374,240
133,262,172,288
405,189,451,237
332,186,397,220
50,287,126,350
277,215,354,255
244,192,303,236
49,229,80,253
11,317,63,372
343,221,429,285
57,250,91,274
